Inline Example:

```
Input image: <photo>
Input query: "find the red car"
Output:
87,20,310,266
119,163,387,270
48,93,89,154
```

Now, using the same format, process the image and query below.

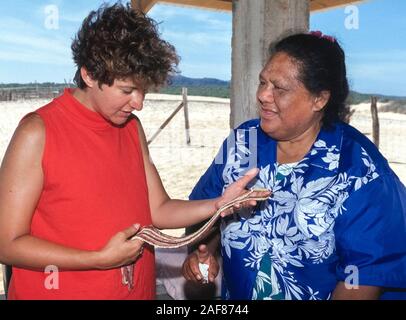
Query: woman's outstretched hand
215,168,271,217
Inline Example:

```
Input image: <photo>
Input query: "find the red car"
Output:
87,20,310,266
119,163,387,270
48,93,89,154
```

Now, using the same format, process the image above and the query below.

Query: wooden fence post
147,102,184,145
147,88,191,146
182,87,191,145
370,96,380,148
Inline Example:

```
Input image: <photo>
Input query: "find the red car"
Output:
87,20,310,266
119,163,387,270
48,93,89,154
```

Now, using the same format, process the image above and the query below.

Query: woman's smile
259,105,279,120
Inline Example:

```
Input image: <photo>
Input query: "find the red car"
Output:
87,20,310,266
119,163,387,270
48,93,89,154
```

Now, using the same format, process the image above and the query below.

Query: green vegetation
1,77,405,114
158,75,230,98
159,85,230,98
348,91,406,105
379,100,406,114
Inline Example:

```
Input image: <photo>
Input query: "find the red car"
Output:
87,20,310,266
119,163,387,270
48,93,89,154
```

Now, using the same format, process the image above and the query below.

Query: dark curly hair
71,2,179,90
269,33,351,128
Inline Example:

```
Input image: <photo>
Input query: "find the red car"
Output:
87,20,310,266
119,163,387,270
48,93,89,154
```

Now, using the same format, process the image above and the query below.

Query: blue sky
0,0,405,96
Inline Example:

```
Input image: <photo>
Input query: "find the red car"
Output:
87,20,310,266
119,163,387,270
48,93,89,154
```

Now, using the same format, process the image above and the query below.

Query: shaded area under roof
132,0,363,13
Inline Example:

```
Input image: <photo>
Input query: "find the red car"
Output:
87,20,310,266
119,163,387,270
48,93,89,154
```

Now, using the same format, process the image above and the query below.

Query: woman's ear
313,91,331,111
80,67,96,88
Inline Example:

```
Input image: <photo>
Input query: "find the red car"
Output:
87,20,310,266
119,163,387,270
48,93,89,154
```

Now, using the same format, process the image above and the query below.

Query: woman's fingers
182,247,214,282
119,223,140,240
96,223,147,269
207,257,219,283
117,225,145,261
182,252,202,281
182,247,220,284
220,190,272,217
233,168,260,189
130,238,144,259
190,252,205,281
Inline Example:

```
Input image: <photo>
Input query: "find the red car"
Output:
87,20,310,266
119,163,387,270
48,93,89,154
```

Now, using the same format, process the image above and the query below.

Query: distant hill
169,75,229,87
162,75,406,104
348,90,406,104
159,75,230,98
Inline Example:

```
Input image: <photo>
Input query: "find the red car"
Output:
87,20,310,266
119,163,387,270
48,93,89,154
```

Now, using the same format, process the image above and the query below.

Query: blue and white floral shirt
189,119,406,300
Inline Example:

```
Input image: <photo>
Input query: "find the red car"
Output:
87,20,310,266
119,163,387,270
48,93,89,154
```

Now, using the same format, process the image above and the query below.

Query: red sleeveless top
8,89,155,300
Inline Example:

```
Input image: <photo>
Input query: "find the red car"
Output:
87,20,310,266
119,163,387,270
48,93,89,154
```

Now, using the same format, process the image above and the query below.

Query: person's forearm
332,281,382,300
0,235,100,271
151,198,219,229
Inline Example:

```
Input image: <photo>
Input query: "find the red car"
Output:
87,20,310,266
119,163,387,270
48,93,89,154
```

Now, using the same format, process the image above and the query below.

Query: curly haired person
0,3,267,300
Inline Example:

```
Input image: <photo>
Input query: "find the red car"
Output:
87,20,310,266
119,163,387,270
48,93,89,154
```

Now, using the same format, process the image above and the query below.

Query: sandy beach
0,94,405,295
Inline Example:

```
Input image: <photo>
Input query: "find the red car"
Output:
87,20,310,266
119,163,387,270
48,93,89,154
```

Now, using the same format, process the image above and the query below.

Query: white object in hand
198,263,209,283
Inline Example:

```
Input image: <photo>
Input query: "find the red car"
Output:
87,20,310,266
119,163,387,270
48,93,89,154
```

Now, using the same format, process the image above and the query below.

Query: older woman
183,32,406,300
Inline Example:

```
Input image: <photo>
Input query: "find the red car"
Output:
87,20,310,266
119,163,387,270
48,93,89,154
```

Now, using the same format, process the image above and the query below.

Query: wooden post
182,87,191,145
147,102,184,145
131,0,157,13
370,96,380,148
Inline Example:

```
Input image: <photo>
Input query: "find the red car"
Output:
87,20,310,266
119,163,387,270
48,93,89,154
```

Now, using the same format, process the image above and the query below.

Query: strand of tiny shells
121,189,270,289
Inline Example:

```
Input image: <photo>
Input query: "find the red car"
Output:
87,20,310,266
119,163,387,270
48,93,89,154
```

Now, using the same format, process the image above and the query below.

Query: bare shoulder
2,113,45,167
10,113,45,148
15,113,45,138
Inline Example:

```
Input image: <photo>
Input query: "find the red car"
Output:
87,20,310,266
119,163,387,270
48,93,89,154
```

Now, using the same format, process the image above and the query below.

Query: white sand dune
1,95,405,295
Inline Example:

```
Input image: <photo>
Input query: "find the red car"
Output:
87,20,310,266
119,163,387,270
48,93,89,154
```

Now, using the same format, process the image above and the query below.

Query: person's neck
72,88,96,112
277,122,322,164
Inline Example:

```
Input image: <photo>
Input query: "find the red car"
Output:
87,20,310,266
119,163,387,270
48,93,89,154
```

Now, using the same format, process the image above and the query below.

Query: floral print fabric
189,119,406,300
